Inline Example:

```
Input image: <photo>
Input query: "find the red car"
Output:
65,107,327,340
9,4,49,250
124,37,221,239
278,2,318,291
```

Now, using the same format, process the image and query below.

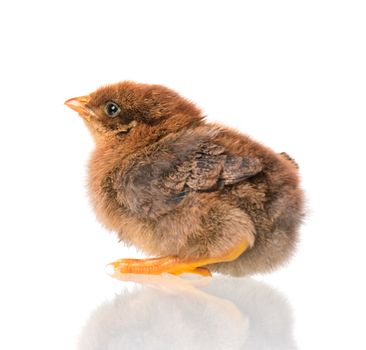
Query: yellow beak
64,96,91,115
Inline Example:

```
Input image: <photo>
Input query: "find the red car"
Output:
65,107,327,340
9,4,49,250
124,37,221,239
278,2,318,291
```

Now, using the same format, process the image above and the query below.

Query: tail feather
279,152,299,169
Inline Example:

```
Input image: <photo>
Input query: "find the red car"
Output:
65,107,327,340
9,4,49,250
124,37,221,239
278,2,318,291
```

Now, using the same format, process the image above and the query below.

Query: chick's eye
104,102,121,118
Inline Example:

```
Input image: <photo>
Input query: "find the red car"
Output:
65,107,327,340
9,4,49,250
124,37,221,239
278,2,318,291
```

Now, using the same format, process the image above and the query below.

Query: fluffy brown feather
66,81,305,276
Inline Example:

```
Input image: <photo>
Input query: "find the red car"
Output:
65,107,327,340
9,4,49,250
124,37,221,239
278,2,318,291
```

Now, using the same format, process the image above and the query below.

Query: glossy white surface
79,275,296,350
0,1,365,349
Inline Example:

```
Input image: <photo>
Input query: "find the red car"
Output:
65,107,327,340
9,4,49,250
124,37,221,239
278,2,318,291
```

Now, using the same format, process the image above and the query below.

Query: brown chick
65,81,304,277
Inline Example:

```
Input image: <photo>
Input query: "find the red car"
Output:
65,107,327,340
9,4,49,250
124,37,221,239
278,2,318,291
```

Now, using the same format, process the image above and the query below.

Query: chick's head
65,81,203,145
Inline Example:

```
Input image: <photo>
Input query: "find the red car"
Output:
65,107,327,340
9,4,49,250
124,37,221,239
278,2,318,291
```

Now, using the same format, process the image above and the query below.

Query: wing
114,141,262,219
164,146,262,192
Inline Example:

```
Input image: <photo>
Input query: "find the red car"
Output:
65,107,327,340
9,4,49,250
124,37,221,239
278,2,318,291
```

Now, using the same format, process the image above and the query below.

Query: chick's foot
106,256,212,277
106,239,251,279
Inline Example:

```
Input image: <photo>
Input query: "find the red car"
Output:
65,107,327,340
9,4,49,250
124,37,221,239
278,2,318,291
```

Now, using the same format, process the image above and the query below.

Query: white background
0,1,365,349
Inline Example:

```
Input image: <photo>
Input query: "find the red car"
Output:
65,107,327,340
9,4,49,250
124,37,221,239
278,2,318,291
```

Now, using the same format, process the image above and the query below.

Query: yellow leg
107,239,250,277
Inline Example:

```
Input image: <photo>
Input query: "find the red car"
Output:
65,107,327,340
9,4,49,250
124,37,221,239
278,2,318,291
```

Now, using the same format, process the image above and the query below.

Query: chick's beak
64,96,91,115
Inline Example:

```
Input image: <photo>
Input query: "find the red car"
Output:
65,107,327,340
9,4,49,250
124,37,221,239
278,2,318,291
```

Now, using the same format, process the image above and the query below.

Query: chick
65,81,304,277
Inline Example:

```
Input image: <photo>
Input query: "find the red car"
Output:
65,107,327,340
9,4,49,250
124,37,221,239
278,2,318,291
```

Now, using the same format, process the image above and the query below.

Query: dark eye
104,101,121,118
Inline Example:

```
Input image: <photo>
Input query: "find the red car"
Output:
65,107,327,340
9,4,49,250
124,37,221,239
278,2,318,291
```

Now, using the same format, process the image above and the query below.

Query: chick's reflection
78,276,296,350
